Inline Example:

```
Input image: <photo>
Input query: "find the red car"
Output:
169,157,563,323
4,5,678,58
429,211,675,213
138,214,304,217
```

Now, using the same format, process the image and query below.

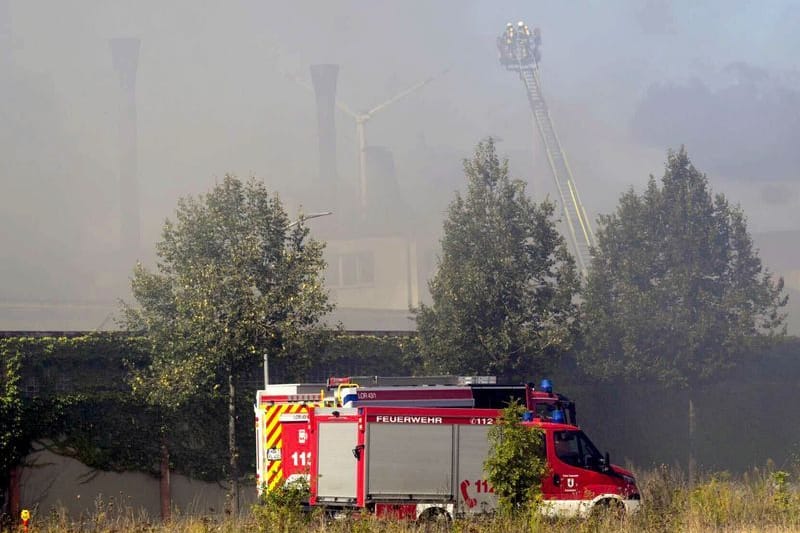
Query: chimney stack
109,38,140,264
310,64,339,216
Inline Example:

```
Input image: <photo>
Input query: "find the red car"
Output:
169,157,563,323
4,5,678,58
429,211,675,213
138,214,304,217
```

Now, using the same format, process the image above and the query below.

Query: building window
328,252,375,287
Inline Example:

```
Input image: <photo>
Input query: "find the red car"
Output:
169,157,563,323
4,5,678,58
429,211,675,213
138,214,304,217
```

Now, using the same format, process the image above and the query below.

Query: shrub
251,478,313,533
483,401,547,516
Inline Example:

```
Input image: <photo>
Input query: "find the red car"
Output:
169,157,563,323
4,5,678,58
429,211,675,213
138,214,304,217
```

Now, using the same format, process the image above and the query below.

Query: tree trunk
688,396,696,486
159,437,171,522
228,371,239,517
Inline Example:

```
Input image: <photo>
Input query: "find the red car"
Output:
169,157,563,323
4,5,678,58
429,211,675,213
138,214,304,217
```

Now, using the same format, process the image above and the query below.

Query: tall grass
626,464,800,532
6,465,800,533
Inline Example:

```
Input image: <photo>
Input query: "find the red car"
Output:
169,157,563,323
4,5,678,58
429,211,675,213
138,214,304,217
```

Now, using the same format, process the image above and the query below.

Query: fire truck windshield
535,401,558,419
553,430,604,470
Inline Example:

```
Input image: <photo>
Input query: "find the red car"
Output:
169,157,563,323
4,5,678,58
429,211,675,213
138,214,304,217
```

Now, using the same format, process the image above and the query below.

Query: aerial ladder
498,24,596,277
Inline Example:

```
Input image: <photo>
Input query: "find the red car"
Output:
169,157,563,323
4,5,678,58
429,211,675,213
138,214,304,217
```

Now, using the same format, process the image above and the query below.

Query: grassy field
9,465,800,532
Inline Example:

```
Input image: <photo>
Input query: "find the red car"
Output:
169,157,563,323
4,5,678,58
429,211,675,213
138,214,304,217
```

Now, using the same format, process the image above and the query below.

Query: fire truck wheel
590,498,626,520
417,507,451,523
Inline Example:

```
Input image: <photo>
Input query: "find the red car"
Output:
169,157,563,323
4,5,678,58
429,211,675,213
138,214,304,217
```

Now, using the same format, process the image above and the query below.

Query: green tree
484,401,547,515
579,148,787,478
415,139,579,380
122,175,332,514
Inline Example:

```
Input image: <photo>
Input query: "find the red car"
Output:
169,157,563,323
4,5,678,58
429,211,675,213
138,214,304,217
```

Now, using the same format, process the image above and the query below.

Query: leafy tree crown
122,175,332,407
416,138,579,381
580,148,787,387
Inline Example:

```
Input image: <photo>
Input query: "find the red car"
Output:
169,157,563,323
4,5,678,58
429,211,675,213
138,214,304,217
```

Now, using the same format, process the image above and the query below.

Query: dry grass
7,465,800,533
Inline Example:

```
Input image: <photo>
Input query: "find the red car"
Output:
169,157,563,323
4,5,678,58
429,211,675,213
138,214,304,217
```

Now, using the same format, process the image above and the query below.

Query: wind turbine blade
365,66,450,116
335,99,359,119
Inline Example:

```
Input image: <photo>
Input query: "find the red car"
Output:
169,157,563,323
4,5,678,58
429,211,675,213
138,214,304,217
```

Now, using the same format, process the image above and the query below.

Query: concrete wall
19,445,255,518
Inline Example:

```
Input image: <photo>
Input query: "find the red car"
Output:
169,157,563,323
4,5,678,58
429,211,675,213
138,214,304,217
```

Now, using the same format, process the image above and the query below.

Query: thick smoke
1,1,798,330
632,64,800,188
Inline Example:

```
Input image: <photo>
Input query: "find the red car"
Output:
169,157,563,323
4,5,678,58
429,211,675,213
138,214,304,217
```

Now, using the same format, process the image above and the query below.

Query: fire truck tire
590,498,626,519
417,506,451,523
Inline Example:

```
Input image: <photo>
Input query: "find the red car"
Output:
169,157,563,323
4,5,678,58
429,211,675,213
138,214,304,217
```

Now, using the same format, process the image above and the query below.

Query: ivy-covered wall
0,345,23,506
1,334,159,479
0,331,416,499
272,332,419,383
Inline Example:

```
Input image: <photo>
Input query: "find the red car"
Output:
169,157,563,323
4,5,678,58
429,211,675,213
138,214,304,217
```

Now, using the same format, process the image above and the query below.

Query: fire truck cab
308,406,640,519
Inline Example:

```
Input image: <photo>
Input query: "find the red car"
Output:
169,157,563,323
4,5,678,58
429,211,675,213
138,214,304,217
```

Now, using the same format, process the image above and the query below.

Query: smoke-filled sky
2,0,799,325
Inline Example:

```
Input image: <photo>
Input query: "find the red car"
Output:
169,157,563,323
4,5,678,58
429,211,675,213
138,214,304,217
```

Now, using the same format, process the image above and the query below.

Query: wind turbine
288,67,448,214
333,69,448,212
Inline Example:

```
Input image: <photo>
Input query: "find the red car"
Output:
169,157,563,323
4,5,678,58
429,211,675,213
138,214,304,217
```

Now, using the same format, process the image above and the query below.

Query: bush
483,401,547,516
251,479,314,533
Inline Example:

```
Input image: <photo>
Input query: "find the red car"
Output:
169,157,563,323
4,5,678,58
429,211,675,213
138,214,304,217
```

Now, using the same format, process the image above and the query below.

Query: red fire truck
254,375,575,494
308,406,640,519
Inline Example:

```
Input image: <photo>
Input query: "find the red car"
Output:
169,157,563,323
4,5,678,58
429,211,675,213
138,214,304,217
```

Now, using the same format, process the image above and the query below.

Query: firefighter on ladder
518,21,533,63
499,21,538,65
504,22,515,60
517,21,528,59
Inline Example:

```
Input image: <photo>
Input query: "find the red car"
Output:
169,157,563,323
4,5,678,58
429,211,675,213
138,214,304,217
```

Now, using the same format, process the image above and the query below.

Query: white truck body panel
316,421,359,503
366,423,455,500
259,384,324,397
